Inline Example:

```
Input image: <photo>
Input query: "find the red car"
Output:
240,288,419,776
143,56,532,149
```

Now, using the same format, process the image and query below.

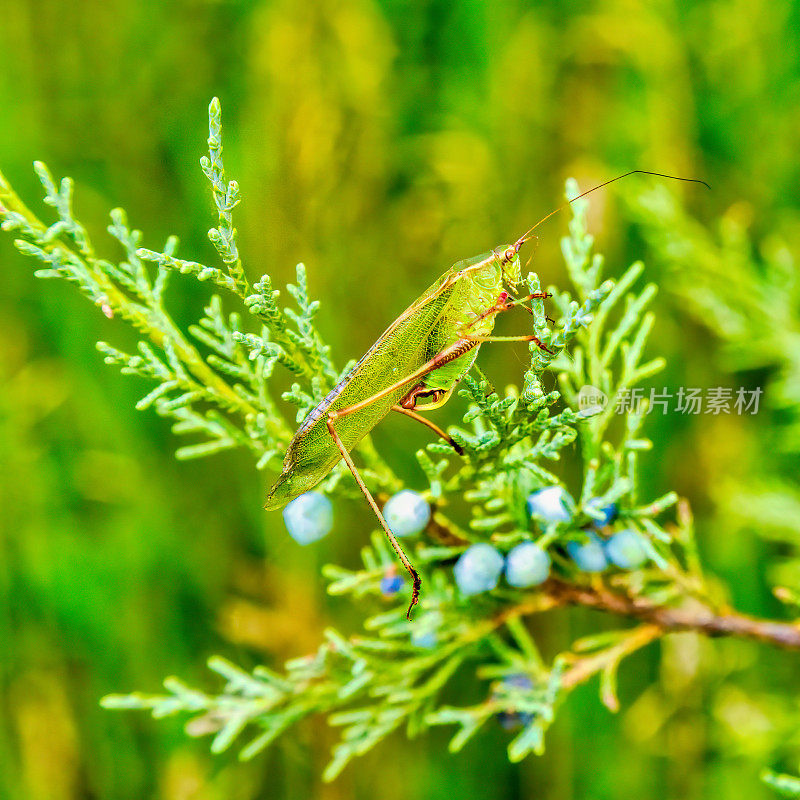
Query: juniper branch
0,167,257,420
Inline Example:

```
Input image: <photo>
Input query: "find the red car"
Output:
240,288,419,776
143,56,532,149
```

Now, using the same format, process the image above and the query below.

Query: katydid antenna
513,170,710,252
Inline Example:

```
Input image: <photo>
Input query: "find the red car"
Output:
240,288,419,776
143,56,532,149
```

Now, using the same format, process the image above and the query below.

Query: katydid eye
504,247,516,261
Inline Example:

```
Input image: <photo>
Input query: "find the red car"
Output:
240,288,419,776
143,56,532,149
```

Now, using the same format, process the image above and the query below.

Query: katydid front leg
462,290,551,333
506,291,556,325
460,291,554,353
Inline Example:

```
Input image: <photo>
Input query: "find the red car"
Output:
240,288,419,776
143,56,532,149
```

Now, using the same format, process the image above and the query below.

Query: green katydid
264,171,709,617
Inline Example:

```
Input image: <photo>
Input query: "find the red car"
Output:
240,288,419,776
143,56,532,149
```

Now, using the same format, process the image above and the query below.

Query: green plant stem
559,624,661,692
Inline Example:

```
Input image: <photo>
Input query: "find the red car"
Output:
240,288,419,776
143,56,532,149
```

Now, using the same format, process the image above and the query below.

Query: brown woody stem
530,577,800,650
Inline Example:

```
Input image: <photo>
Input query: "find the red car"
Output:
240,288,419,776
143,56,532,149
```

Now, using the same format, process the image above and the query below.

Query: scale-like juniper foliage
2,99,799,785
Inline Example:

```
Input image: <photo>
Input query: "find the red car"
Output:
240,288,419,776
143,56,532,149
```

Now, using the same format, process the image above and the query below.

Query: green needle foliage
627,187,800,611
762,770,800,799
2,98,798,783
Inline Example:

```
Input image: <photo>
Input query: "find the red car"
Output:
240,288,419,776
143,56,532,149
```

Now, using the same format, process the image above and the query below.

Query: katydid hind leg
392,404,464,455
321,339,480,616
325,413,421,619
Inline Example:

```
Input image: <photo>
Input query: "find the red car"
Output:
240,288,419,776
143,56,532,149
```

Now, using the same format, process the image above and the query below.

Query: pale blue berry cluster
283,486,649,601
505,542,552,588
566,528,648,571
411,629,438,649
454,541,551,596
584,499,618,527
282,489,432,545
525,486,573,523
494,674,535,729
525,485,649,574
566,532,608,572
454,544,506,595
604,528,648,569
379,567,404,596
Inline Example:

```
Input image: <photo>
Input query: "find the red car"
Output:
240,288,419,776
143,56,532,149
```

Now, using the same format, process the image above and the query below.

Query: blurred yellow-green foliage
1,1,799,798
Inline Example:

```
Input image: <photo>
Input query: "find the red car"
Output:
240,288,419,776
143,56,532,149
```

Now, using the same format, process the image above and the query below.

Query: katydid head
496,244,522,291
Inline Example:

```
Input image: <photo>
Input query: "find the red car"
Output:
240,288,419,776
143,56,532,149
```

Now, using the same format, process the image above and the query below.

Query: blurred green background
1,1,799,798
